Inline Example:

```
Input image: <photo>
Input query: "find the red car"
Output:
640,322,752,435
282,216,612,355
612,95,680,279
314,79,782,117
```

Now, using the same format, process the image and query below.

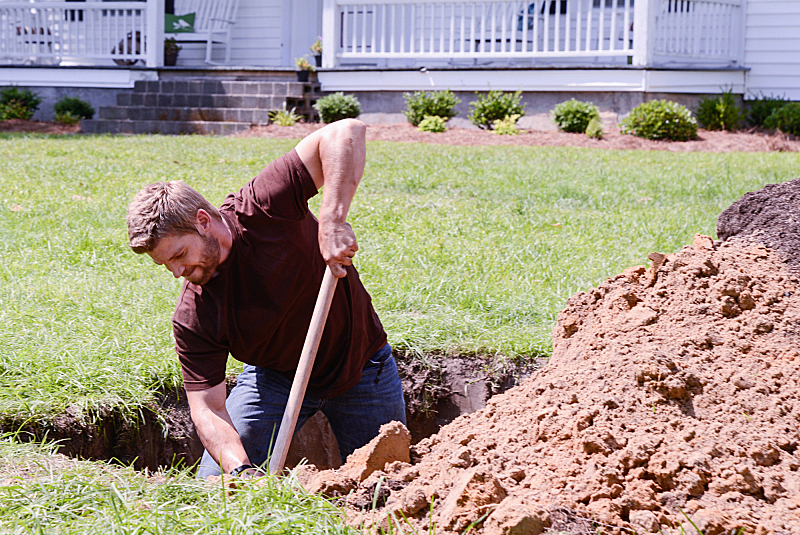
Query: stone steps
97,106,273,125
80,119,252,136
81,77,321,135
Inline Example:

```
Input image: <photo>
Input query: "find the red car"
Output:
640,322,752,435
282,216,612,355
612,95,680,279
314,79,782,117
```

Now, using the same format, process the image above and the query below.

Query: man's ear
195,209,212,235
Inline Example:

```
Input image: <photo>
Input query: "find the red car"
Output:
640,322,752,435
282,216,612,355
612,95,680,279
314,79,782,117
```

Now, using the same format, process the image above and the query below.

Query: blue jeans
196,343,406,478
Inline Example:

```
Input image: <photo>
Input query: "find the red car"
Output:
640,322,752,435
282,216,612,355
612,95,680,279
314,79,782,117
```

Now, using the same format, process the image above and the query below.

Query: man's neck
214,214,233,264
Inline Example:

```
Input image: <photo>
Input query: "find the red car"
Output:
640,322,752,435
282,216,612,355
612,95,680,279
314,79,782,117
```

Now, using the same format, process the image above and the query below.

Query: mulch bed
4,119,798,152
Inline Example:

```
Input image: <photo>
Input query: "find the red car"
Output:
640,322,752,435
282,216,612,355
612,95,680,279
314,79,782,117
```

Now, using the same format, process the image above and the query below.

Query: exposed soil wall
3,355,536,472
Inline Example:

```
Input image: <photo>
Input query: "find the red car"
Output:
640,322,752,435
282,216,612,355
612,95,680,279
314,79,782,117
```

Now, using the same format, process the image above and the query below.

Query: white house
0,0,797,125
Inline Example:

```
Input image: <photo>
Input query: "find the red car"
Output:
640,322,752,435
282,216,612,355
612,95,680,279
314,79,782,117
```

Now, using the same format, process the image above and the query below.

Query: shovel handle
268,266,338,475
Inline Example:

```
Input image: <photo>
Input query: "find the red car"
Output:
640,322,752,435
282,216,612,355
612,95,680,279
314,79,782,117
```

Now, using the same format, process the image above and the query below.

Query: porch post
145,0,165,67
632,0,656,67
322,0,336,68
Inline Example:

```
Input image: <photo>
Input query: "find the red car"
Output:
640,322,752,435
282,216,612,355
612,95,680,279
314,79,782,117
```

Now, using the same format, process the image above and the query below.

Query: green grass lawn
1,132,798,426
0,436,356,534
1,132,799,533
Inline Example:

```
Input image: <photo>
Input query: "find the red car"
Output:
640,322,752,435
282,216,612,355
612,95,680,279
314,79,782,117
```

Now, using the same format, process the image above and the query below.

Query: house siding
744,0,800,100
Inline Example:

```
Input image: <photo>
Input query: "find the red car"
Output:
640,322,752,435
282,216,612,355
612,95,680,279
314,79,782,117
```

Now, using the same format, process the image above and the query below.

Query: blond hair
126,181,220,253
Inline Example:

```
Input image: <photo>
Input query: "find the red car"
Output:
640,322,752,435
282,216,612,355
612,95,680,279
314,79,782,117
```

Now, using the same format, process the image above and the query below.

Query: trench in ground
3,354,544,472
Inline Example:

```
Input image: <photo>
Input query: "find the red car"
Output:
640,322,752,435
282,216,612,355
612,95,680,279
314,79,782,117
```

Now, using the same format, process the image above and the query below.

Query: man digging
126,119,406,479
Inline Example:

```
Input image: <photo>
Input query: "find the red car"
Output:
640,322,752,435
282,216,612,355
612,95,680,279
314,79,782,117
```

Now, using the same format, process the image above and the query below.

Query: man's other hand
319,219,358,278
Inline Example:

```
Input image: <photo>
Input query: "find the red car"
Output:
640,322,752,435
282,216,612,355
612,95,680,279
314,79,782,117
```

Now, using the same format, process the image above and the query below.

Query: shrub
0,86,41,120
763,102,800,136
313,92,361,124
269,104,301,126
746,93,789,128
695,89,743,131
468,90,525,130
403,90,460,127
551,99,600,133
0,100,34,120
54,96,94,120
585,117,604,139
492,114,521,135
417,115,447,133
55,111,81,125
620,100,698,141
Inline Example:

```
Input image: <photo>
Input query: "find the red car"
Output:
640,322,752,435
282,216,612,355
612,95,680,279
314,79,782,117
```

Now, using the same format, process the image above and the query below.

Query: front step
97,106,273,125
80,119,252,136
82,76,321,135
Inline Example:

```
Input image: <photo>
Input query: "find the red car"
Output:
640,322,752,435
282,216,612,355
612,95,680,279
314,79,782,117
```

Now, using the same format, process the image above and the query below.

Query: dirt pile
717,176,800,270
305,231,800,534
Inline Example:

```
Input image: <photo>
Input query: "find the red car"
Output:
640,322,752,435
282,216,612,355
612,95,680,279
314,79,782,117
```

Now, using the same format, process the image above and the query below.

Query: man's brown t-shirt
172,149,387,398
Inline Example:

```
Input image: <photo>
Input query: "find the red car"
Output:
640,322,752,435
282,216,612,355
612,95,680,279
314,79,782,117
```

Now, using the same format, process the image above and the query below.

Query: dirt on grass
300,182,800,534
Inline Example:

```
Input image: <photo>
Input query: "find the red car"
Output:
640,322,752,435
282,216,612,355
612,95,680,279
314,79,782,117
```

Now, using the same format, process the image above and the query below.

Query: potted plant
295,56,315,82
164,37,181,66
310,37,322,67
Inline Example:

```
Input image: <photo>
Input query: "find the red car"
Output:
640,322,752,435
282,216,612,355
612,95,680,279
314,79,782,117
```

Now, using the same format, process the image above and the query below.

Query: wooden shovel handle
268,266,338,475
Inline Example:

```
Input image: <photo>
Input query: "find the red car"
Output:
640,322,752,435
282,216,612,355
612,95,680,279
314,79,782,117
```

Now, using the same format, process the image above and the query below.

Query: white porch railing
321,0,743,68
0,0,163,66
652,0,743,61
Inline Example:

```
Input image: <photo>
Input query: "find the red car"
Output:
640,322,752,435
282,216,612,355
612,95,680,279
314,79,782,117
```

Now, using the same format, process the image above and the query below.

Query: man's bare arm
186,383,252,475
295,119,367,278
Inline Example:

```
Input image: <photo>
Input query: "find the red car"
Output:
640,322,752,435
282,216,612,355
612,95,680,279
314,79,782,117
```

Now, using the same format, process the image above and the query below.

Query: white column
145,0,164,67
632,0,656,67
322,0,337,68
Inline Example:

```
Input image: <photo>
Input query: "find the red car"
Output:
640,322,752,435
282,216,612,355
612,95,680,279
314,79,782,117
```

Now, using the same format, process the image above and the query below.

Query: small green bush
403,90,460,127
695,90,743,131
55,111,81,125
585,117,604,139
746,93,789,128
492,114,521,135
620,100,698,141
269,104,301,126
551,99,600,134
0,86,41,120
417,115,447,133
54,96,94,120
0,100,34,120
763,102,800,135
313,92,361,124
468,90,525,130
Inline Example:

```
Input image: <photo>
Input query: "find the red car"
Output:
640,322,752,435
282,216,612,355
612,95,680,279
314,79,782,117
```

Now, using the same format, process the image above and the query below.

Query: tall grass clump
270,104,301,126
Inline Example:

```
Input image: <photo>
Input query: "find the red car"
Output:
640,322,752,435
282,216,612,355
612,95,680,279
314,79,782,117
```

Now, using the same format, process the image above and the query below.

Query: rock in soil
306,225,800,532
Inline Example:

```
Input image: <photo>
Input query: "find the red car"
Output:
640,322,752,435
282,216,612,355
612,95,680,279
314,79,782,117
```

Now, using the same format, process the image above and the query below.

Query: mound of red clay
305,233,800,534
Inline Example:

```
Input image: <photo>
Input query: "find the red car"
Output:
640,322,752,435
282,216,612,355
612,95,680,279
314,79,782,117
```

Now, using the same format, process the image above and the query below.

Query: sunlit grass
1,133,798,425
0,435,355,534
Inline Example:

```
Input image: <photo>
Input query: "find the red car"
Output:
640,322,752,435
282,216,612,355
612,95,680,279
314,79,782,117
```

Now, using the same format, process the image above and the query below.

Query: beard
186,233,221,286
